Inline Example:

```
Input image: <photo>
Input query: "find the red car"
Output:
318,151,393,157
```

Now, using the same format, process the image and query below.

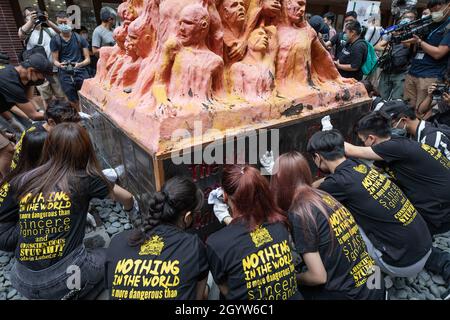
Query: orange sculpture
81,0,368,155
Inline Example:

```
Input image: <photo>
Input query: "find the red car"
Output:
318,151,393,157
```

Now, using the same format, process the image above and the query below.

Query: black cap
378,100,411,118
21,53,53,78
309,15,330,35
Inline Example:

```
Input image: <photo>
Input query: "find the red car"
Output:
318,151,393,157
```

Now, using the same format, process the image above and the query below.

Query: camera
62,61,77,75
34,10,47,25
432,83,450,100
383,15,433,44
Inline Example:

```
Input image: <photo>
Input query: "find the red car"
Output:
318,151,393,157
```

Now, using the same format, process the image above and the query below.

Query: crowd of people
0,1,449,301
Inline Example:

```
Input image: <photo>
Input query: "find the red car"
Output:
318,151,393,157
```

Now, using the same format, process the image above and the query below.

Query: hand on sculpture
124,196,140,225
86,212,97,228
208,187,231,223
260,150,275,175
229,40,247,61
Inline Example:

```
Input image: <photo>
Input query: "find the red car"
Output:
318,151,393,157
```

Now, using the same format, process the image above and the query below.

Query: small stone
406,277,416,285
438,286,447,295
0,292,6,300
4,273,10,281
430,285,441,298
0,256,10,265
425,293,436,300
112,222,121,228
418,278,427,287
408,292,426,300
118,226,124,233
106,226,118,235
124,223,132,230
84,230,111,249
11,295,22,300
394,278,406,289
7,289,17,299
431,275,446,285
105,222,111,228
109,216,119,223
4,280,11,287
419,271,431,282
120,219,129,224
396,289,408,299
113,205,122,213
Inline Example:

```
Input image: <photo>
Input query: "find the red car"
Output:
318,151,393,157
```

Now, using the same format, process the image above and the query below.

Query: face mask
431,10,445,22
58,24,72,33
400,18,412,25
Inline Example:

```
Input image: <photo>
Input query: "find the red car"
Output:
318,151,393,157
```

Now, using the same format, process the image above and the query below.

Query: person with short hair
106,176,208,300
402,0,450,108
381,100,450,159
346,111,450,283
50,11,90,110
92,7,116,57
270,152,384,299
307,129,432,278
335,20,367,81
0,53,51,121
18,7,66,108
326,11,358,59
323,12,337,43
206,165,302,300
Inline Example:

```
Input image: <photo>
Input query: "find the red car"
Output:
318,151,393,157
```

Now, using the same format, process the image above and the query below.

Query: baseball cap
21,53,54,78
309,15,330,35
377,100,411,118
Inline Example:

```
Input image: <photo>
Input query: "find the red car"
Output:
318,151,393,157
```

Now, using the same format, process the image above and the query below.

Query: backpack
361,40,378,76
20,27,53,62
379,43,412,73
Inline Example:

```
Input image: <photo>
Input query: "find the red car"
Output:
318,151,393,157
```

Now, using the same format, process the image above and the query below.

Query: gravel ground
0,199,449,300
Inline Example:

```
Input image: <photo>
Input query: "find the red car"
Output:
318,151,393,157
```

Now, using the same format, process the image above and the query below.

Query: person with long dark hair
9,123,136,300
206,165,302,300
105,176,209,300
0,129,47,251
270,151,383,300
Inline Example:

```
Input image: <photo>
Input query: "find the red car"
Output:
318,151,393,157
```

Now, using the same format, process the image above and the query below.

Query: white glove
260,151,275,175
124,196,140,224
321,115,333,131
78,112,92,120
208,187,231,223
102,165,125,183
86,212,97,228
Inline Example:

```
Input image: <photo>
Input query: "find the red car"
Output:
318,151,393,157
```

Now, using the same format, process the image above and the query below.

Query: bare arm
18,13,36,40
110,184,133,210
403,35,450,60
52,51,63,68
344,142,383,161
75,48,91,68
297,252,327,286
16,102,44,121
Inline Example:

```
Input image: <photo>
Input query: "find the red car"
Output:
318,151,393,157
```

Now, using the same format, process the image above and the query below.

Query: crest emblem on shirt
322,195,335,208
353,164,367,174
139,235,164,256
250,226,273,248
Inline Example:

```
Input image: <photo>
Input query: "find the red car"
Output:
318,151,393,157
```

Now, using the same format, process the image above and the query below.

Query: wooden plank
152,158,165,191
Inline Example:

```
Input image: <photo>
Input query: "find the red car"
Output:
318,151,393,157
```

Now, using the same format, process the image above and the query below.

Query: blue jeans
11,245,106,300
58,68,90,103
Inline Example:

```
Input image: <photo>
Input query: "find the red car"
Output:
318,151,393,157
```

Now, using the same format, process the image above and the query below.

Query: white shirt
26,27,56,61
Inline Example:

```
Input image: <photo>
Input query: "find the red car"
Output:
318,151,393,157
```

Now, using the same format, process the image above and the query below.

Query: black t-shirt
288,193,381,300
206,221,302,300
372,137,450,229
330,32,345,59
14,174,110,270
105,226,209,300
337,38,367,81
0,64,28,113
11,122,47,171
0,182,19,224
320,159,432,267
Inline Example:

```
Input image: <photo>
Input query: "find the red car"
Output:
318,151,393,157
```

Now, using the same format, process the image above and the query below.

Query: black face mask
27,79,45,86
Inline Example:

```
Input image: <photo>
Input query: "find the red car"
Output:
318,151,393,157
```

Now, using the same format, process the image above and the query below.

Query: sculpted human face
178,9,209,46
264,0,281,18
222,0,246,25
248,28,269,52
285,0,306,24
125,33,139,59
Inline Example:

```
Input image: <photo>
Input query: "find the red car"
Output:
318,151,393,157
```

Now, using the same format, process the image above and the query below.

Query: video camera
382,15,434,44
432,83,450,100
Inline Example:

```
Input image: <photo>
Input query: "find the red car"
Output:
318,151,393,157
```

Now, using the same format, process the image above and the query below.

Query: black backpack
20,27,53,62
379,43,412,73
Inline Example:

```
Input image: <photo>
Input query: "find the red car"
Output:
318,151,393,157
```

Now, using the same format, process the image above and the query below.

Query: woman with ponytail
206,165,302,300
270,151,384,300
105,176,209,300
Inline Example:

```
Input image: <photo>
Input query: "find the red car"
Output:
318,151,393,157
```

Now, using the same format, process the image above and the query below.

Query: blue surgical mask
400,18,412,25
58,24,72,33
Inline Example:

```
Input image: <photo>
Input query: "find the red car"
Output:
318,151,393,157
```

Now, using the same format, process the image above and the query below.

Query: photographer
417,76,450,124
50,11,90,111
334,20,367,81
18,7,66,109
376,11,417,100
326,11,358,59
403,0,450,108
